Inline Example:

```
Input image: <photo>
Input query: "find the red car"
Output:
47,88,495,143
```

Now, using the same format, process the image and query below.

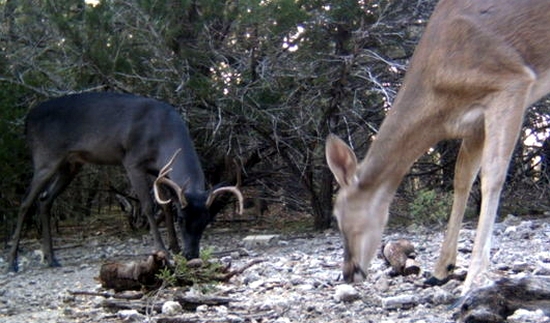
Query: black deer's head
154,149,243,259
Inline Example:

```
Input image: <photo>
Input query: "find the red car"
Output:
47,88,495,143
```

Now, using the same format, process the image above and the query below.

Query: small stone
381,294,418,309
511,261,531,273
226,314,245,323
508,309,548,323
534,262,550,275
296,284,315,291
117,309,144,321
538,252,550,263
196,304,208,312
374,276,390,292
214,305,228,314
333,284,360,302
162,300,182,316
504,226,517,235
187,258,204,268
290,275,302,285
431,286,456,305
243,235,280,249
503,214,520,224
277,240,289,246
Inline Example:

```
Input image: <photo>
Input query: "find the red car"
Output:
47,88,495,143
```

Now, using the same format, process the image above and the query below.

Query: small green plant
409,189,452,225
156,267,177,287
156,247,225,288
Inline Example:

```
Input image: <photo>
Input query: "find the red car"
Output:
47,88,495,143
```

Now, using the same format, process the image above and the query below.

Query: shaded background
1,0,548,244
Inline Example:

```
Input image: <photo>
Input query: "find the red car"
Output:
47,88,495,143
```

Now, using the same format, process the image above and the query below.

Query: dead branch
69,290,144,300
218,258,265,282
174,294,234,311
101,294,235,313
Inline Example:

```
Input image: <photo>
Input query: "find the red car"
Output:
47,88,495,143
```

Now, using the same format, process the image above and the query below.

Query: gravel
1,214,549,323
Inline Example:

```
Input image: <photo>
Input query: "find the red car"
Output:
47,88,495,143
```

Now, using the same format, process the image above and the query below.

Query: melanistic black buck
7,92,243,271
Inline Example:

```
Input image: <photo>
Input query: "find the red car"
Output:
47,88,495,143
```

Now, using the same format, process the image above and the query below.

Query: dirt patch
1,214,549,322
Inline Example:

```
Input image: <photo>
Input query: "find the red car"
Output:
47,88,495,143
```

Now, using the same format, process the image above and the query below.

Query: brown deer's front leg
429,133,483,285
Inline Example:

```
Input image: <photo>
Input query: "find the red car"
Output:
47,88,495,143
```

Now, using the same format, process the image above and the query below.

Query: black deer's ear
326,134,358,187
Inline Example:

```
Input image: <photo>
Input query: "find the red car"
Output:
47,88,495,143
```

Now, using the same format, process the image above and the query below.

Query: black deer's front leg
160,202,181,253
125,166,167,252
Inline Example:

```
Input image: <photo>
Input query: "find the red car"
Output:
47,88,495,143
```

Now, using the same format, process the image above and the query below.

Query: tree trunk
311,167,335,230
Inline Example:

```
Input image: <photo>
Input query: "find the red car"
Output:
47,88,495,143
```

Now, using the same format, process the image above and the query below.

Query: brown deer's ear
326,134,358,187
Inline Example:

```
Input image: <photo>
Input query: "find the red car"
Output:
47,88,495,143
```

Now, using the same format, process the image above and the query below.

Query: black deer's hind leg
37,162,82,267
7,159,73,271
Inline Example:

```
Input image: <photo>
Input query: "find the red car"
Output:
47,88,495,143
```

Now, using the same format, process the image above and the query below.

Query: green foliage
156,248,224,288
0,84,30,232
1,0,546,233
156,267,178,287
409,189,452,225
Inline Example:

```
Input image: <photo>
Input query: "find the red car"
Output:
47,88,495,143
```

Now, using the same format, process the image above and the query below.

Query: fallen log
97,250,168,292
457,275,550,323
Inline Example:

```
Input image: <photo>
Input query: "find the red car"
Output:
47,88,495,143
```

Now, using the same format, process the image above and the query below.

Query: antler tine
154,148,187,206
159,148,182,176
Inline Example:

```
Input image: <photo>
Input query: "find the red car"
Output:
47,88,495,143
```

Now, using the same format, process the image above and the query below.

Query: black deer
7,92,243,271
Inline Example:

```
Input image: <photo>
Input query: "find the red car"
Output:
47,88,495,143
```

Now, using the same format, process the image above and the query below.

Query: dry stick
218,258,265,282
69,290,144,299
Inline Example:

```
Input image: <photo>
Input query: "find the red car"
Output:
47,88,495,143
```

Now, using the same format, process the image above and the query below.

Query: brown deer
326,0,550,293
7,92,243,272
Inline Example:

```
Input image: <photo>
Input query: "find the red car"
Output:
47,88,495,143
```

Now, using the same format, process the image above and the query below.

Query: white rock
214,305,228,314
333,284,360,302
534,262,550,275
162,300,182,316
296,284,315,291
243,235,280,248
196,304,208,312
504,225,517,235
503,214,520,224
538,251,550,263
508,308,548,323
117,309,144,321
249,279,265,289
374,276,390,292
381,294,418,309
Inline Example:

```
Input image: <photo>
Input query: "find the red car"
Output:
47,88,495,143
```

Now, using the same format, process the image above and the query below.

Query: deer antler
206,159,244,214
206,186,244,214
153,149,188,207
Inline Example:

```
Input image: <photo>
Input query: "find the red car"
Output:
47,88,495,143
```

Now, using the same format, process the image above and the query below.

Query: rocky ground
1,213,550,323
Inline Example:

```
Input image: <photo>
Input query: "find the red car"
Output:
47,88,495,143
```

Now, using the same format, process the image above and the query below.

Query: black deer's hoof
46,258,62,268
424,275,450,286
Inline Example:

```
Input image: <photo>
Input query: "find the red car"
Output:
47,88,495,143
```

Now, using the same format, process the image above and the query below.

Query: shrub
409,188,452,225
